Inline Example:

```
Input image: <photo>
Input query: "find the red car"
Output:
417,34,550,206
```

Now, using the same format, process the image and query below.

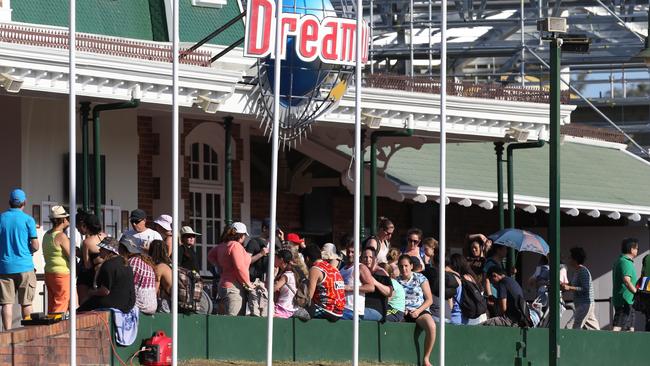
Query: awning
374,137,650,220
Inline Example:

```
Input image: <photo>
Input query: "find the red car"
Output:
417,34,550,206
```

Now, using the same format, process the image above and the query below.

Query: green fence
113,313,649,365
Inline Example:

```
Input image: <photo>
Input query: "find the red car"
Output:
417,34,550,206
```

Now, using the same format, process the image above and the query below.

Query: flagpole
266,0,283,364
68,1,77,365
353,0,363,364
439,0,447,365
171,0,180,365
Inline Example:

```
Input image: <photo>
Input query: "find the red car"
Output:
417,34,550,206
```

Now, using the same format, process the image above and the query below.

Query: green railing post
92,98,140,222
80,101,91,212
224,116,233,226
494,142,505,231
549,36,562,366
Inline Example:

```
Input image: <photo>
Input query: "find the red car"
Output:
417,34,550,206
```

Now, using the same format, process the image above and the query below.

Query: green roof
12,0,244,46
384,141,650,210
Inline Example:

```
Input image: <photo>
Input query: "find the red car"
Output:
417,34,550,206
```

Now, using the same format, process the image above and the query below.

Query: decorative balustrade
0,23,212,67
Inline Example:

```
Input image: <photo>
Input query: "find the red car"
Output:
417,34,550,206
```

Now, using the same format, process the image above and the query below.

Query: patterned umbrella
488,228,550,255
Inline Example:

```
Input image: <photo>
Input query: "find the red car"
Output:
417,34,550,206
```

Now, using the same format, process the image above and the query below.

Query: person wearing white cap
123,209,162,254
207,222,254,316
152,214,173,256
42,205,72,314
179,226,201,272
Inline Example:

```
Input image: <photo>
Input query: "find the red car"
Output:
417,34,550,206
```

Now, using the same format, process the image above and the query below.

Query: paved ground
180,359,406,366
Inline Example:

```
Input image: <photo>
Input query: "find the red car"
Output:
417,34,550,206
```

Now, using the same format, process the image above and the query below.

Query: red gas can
139,331,172,366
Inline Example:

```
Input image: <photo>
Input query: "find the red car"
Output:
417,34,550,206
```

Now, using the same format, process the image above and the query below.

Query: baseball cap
98,237,119,255
119,235,141,254
153,214,172,231
180,226,201,236
232,222,249,235
286,233,304,245
49,205,69,219
10,189,26,205
130,209,146,222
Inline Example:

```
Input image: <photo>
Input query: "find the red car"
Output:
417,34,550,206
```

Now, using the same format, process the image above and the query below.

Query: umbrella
488,228,550,256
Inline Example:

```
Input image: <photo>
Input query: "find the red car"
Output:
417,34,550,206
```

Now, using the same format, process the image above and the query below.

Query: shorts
0,271,37,305
404,308,432,323
385,308,405,322
613,303,635,330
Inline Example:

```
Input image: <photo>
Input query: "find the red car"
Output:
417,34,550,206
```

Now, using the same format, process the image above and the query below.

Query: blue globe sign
243,0,369,143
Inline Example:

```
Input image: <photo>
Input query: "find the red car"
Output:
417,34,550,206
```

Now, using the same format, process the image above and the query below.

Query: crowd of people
1,189,650,364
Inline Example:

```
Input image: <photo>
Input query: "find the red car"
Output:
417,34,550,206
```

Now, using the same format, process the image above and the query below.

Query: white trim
562,135,628,150
192,0,227,8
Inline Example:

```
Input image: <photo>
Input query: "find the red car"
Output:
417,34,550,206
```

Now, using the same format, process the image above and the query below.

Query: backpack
178,267,203,312
454,273,487,319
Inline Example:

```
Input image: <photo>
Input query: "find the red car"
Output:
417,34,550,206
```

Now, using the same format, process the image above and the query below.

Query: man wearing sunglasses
123,209,162,253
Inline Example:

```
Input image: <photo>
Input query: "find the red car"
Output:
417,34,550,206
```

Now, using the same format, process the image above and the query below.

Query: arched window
190,142,219,182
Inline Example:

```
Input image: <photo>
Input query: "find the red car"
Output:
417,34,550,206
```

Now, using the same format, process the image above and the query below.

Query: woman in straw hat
43,205,71,313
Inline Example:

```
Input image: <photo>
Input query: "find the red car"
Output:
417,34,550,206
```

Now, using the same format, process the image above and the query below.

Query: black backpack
453,273,487,319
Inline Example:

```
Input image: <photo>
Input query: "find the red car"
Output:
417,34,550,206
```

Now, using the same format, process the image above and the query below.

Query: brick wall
0,312,111,365
250,190,302,231
137,116,155,217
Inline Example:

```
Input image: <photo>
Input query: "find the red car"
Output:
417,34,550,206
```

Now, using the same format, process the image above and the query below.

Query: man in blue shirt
0,189,39,330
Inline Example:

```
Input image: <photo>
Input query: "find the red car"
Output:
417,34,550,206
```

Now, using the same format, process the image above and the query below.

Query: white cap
153,214,172,231
232,222,249,236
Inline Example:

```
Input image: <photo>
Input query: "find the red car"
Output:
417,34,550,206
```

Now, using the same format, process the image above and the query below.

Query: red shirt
312,260,345,316
208,241,251,288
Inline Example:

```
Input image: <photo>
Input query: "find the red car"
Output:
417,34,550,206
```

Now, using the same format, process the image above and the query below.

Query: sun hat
286,233,304,245
321,243,342,261
49,205,69,219
153,214,173,231
98,237,119,255
180,226,202,236
10,189,26,205
119,235,141,254
232,222,249,235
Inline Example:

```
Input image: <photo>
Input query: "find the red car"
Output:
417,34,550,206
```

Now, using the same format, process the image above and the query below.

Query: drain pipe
224,116,233,226
92,86,141,221
506,140,545,277
370,115,414,234
80,102,91,212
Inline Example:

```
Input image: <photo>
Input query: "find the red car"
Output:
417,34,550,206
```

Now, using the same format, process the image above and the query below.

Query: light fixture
362,112,382,129
412,194,427,203
523,205,537,214
506,127,530,142
435,197,450,205
130,84,142,100
194,95,220,114
628,213,641,222
565,208,579,217
607,211,621,220
457,198,472,207
0,73,24,93
587,210,600,218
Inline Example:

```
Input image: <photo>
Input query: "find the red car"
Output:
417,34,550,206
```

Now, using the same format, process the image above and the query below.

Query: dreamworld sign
244,0,370,66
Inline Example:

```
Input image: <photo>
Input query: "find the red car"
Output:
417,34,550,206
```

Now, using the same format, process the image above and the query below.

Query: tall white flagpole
439,0,447,365
171,0,180,365
266,0,283,364
68,1,77,365
353,0,363,364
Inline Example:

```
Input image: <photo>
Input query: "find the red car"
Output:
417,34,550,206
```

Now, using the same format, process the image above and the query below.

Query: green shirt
612,255,637,307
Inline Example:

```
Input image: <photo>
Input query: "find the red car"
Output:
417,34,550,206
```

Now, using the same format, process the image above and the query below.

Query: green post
494,142,504,230
80,102,91,212
92,99,141,222
224,116,233,226
370,135,378,236
549,37,562,366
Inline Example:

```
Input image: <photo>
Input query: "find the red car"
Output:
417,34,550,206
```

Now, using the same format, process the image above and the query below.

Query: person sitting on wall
208,222,255,316
339,239,375,320
379,263,406,322
76,211,107,305
123,209,162,253
365,216,395,264
304,243,345,322
321,242,343,270
178,226,201,272
397,254,436,366
148,240,172,313
482,267,531,327
119,235,157,315
362,247,393,322
78,237,135,313
273,249,297,318
402,228,426,271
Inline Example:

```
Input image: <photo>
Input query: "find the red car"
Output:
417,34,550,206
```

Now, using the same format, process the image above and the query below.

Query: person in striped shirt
561,247,600,330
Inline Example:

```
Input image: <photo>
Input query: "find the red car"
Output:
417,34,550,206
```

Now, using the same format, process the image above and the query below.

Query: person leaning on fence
304,243,345,322
148,239,172,312
340,238,375,320
42,205,72,314
561,247,599,330
208,222,255,316
397,254,436,366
